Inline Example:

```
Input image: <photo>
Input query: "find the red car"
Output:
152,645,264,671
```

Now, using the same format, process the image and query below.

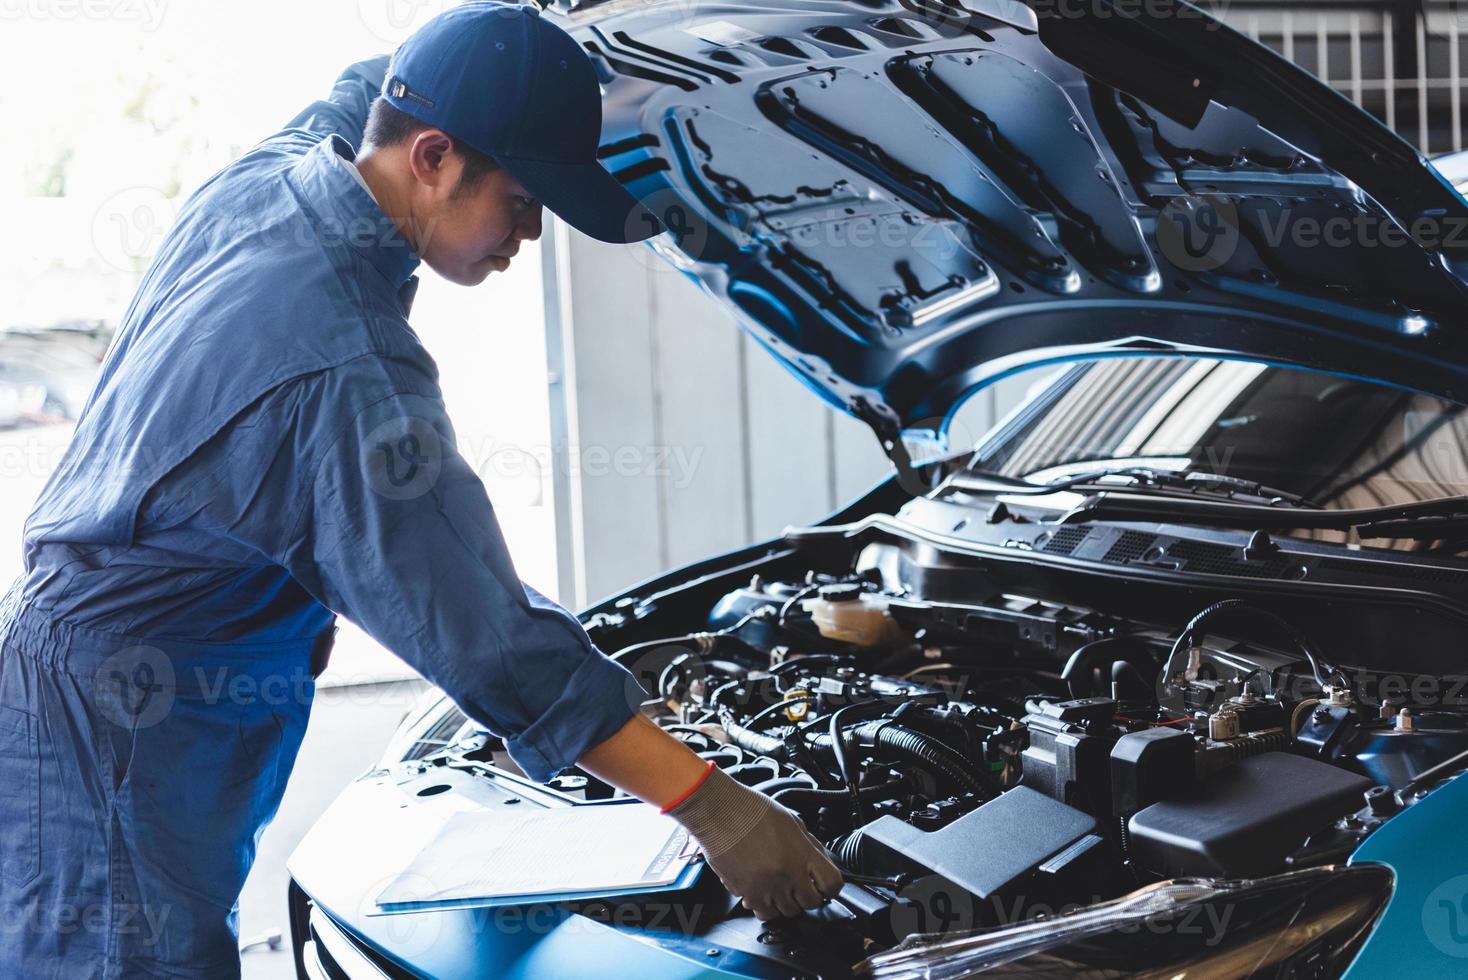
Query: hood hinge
853,397,929,493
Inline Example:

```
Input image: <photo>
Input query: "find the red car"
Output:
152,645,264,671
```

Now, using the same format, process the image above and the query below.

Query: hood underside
562,0,1468,450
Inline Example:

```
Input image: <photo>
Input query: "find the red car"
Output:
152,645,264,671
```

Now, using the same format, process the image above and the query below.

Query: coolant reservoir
801,584,905,646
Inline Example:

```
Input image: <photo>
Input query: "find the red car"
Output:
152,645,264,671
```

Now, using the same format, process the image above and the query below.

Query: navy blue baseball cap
382,2,663,244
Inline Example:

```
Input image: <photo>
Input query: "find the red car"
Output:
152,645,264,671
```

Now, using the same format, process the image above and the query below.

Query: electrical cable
1166,599,1343,692
829,701,870,825
740,695,817,730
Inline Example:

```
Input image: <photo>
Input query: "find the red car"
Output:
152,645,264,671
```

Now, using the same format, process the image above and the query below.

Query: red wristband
660,759,717,814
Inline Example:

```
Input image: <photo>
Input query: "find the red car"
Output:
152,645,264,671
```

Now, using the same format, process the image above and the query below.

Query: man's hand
577,714,844,920
665,766,845,921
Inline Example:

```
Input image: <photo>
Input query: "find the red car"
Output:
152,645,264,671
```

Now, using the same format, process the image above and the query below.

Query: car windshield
966,357,1468,549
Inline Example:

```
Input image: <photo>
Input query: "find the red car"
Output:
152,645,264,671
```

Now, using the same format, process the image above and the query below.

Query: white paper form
376,803,696,908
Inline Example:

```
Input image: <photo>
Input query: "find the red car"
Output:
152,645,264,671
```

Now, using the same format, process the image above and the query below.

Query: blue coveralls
0,57,642,977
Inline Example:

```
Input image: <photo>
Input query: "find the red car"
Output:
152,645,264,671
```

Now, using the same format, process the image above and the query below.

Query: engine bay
622,571,1420,914
390,512,1468,975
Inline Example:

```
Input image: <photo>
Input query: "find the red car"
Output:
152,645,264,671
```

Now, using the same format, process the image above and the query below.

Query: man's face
410,143,544,286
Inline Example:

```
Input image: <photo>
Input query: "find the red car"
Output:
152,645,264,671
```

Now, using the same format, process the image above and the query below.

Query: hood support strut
853,397,930,495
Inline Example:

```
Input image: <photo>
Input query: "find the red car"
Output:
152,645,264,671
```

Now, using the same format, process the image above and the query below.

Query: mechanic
0,4,841,975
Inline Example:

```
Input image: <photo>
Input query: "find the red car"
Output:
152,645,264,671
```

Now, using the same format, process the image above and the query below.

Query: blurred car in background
0,320,111,428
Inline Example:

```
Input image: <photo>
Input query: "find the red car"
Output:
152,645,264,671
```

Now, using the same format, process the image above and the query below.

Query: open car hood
560,0,1468,462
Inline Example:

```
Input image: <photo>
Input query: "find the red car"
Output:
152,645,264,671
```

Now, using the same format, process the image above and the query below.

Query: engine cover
1127,753,1375,878
861,786,1101,902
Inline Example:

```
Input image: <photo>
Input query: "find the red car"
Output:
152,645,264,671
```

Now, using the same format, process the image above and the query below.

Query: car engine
392,532,1468,973
568,552,1464,952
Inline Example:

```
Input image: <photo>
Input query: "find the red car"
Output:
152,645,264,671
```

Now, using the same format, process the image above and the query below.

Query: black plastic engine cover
862,786,1099,900
1127,752,1374,878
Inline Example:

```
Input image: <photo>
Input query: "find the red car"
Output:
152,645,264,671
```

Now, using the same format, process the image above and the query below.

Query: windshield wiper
1055,490,1468,540
952,465,1320,509
953,465,1468,540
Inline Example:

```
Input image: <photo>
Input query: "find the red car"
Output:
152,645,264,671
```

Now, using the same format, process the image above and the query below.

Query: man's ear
406,129,459,192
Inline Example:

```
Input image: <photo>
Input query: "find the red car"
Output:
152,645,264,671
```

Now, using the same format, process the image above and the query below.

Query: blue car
288,0,1468,976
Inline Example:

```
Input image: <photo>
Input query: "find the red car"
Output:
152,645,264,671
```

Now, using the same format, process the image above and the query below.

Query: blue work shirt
0,56,642,977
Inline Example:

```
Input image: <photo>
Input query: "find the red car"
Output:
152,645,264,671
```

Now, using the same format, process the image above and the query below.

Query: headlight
857,865,1394,979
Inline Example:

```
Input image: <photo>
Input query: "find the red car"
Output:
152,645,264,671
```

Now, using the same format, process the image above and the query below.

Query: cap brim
496,155,664,244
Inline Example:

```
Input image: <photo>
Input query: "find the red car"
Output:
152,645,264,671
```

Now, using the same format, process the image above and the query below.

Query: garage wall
543,222,883,605
543,222,1028,607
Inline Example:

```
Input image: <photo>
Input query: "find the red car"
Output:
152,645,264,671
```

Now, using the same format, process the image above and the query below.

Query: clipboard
370,801,705,915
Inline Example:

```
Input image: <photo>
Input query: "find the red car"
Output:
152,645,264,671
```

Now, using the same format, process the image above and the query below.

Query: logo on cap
387,76,436,111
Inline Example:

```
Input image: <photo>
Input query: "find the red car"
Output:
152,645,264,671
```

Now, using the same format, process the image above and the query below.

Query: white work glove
666,766,845,920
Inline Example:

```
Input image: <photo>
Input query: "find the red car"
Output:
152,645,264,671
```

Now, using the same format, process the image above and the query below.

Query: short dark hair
362,97,500,196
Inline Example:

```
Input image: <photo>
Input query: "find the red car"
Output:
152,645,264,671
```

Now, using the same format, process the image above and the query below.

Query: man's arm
273,376,841,919
277,55,391,147
577,713,709,804
277,384,643,781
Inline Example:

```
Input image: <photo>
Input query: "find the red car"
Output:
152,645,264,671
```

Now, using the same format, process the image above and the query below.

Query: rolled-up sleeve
277,387,643,781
